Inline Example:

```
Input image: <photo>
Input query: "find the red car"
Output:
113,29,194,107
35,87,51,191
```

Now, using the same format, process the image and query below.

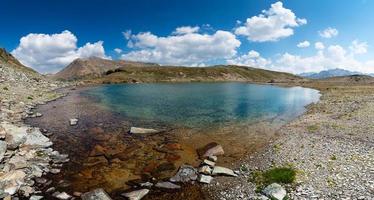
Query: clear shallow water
81,83,320,128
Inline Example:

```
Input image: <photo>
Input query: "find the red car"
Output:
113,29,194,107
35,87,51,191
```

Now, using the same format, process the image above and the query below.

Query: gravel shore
207,85,374,200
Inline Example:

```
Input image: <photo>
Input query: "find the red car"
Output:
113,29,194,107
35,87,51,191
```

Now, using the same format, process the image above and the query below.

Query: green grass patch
250,167,297,190
3,87,8,90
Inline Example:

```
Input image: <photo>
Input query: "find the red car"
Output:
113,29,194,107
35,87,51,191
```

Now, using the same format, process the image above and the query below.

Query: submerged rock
121,189,149,200
262,183,287,200
129,127,160,134
212,166,238,177
81,188,112,200
155,181,181,189
169,165,198,183
197,142,224,158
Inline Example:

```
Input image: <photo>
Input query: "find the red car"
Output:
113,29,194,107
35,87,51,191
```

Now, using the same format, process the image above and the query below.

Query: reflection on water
82,83,320,128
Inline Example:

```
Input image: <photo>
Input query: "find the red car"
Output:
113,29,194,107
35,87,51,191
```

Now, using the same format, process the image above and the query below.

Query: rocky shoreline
0,63,74,199
207,85,374,200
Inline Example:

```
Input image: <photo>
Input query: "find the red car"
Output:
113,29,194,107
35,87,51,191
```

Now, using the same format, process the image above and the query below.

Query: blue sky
1,0,374,74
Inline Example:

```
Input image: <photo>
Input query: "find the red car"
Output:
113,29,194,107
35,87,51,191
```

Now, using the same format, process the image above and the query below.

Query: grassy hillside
93,65,304,84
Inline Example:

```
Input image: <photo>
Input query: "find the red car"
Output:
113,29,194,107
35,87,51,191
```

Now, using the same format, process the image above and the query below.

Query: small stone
202,159,215,167
207,155,217,162
262,183,287,200
121,189,149,200
53,192,72,200
81,188,111,200
212,166,238,177
198,174,213,184
30,195,44,200
129,127,160,134
35,112,42,117
69,118,78,126
45,187,56,193
35,177,48,184
197,142,224,158
139,182,153,187
50,168,61,174
73,192,82,197
155,182,181,189
198,165,212,175
0,140,7,162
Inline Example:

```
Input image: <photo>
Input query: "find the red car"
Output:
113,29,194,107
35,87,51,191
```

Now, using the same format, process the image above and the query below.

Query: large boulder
23,128,52,148
2,123,27,150
81,188,112,200
262,183,287,200
0,170,26,195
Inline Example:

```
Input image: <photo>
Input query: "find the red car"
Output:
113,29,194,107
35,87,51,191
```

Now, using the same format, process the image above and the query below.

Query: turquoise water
81,83,320,128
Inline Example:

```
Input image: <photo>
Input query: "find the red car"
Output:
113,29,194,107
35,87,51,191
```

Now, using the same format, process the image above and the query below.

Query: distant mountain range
299,68,367,79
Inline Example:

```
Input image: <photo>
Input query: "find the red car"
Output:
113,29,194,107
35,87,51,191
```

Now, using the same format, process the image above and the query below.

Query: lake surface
81,83,320,128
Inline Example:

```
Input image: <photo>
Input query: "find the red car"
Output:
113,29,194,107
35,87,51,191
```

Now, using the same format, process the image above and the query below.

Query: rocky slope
0,48,70,199
53,57,159,80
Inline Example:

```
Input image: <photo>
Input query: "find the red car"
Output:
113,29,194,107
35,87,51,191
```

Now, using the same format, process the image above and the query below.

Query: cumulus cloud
350,40,368,54
11,30,110,73
172,26,200,35
314,42,325,50
121,27,241,66
297,41,310,48
234,1,306,42
319,27,339,38
227,50,271,68
114,48,123,54
228,41,374,74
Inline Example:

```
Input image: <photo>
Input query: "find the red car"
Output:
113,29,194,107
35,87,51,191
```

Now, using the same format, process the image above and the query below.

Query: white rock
198,174,213,184
122,189,149,200
262,183,287,200
54,192,72,200
81,188,112,200
155,182,181,189
202,159,215,167
30,195,44,200
129,127,159,134
212,166,238,177
69,119,78,126
208,155,217,162
198,165,212,175
23,128,52,148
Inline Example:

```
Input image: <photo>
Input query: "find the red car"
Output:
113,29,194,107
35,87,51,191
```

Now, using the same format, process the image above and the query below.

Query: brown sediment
24,86,284,199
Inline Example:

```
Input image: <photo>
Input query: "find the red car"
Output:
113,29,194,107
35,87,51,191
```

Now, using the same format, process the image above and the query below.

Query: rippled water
81,83,320,128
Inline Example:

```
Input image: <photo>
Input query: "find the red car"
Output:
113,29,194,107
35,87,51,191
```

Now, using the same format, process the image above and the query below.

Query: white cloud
227,50,271,68
319,27,338,38
114,48,123,54
121,27,241,66
350,40,368,54
123,30,132,40
234,1,306,42
314,42,325,50
228,41,374,74
11,30,110,73
172,26,200,35
297,41,310,48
